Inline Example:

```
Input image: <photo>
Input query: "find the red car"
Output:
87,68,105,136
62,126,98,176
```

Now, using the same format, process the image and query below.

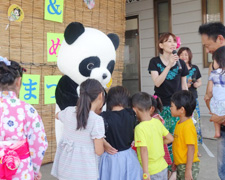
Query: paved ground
41,138,220,180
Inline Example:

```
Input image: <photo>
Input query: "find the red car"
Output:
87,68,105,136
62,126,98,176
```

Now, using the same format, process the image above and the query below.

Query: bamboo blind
0,0,126,164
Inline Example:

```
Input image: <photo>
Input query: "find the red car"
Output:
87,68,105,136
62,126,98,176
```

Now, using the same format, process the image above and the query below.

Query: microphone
172,50,182,70
192,74,197,83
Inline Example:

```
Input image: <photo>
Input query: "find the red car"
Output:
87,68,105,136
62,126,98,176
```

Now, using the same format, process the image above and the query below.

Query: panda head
57,22,119,87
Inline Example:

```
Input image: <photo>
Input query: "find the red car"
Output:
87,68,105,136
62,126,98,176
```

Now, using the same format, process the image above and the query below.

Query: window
154,0,171,55
123,16,140,95
202,0,223,67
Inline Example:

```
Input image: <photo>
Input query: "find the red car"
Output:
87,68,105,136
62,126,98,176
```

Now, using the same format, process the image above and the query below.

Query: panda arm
55,75,79,110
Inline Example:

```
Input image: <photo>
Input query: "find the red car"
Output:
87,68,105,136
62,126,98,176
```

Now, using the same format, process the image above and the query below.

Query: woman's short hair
158,32,177,54
177,47,193,66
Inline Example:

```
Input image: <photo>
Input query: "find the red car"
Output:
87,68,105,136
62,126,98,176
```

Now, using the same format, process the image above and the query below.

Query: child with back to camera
132,92,174,180
205,46,225,138
0,56,48,180
51,79,105,180
171,90,200,180
98,86,143,180
150,95,172,166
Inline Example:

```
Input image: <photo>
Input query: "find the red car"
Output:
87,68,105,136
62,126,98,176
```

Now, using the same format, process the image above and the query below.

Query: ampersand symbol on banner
47,0,62,15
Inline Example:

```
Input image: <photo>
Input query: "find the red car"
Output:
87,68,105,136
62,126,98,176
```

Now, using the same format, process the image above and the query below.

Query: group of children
51,44,225,180
51,80,200,180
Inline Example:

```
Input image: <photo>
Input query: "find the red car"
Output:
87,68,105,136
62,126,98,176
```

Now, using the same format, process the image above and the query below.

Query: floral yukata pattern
0,91,48,180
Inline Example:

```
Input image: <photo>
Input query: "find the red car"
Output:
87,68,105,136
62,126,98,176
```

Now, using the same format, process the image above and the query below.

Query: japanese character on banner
19,74,40,104
47,33,64,62
44,76,62,104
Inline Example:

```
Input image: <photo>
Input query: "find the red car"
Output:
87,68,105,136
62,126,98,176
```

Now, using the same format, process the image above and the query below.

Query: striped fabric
51,107,105,180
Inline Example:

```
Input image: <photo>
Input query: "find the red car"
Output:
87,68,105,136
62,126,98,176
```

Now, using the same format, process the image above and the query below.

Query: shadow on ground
41,138,220,180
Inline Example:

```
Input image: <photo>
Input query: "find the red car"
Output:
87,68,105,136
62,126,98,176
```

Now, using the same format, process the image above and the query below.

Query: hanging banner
19,74,40,104
47,33,64,62
44,75,62,104
44,0,64,23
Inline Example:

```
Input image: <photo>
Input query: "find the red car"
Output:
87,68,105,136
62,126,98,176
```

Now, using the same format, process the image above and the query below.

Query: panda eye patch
107,60,115,74
79,56,100,77
87,63,94,70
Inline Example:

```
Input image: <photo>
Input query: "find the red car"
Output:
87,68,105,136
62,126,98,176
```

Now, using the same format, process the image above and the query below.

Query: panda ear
64,22,85,45
107,33,120,50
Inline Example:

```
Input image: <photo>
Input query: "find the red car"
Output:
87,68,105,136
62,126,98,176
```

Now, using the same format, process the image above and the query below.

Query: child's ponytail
155,96,163,112
76,79,104,130
151,95,163,114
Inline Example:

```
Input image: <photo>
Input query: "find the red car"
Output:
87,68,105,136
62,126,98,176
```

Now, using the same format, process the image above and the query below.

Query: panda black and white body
55,22,119,143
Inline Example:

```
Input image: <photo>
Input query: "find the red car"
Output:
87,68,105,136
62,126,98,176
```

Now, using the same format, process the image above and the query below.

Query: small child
205,46,225,138
0,58,47,180
171,90,200,180
150,95,172,166
132,92,174,180
51,79,105,180
99,86,142,180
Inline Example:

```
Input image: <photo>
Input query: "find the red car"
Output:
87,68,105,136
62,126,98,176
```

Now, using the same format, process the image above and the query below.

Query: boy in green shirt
132,92,174,180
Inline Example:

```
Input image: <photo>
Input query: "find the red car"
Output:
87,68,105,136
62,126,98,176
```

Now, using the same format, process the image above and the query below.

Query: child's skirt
98,148,143,180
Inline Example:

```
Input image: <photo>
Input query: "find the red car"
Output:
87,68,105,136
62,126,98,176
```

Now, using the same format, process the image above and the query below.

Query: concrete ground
41,138,220,180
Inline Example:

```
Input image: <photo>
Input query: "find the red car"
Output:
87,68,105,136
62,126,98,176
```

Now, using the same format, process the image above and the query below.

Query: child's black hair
212,46,225,72
106,86,130,111
171,90,196,117
198,22,225,41
0,59,25,87
76,79,104,130
150,95,163,115
132,92,152,112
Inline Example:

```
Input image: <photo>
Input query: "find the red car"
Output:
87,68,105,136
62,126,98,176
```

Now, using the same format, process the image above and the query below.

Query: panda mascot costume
55,22,119,144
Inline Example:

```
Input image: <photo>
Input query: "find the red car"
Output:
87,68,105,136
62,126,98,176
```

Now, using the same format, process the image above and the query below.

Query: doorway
123,16,140,95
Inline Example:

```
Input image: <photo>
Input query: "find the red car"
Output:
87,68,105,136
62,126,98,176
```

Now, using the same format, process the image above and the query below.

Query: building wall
126,0,155,94
126,0,222,138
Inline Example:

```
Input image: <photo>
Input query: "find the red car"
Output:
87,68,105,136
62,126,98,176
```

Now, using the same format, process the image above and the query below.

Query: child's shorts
177,162,200,180
150,168,167,180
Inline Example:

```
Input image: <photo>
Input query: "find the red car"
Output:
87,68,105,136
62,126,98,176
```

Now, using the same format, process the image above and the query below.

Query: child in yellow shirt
171,90,200,180
132,92,174,180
